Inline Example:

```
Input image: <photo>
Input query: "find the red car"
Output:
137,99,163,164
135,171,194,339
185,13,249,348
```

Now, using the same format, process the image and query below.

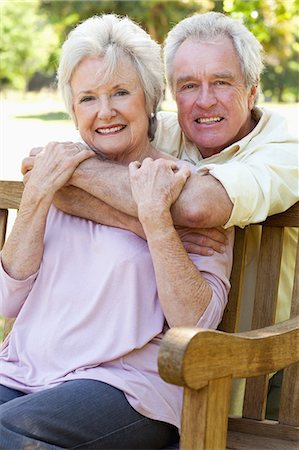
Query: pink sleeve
0,254,38,318
189,227,234,329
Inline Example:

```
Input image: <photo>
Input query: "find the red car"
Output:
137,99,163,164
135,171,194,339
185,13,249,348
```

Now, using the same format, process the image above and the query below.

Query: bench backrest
218,202,299,426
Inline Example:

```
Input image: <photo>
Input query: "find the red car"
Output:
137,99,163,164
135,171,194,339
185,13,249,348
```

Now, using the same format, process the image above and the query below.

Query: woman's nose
97,97,116,120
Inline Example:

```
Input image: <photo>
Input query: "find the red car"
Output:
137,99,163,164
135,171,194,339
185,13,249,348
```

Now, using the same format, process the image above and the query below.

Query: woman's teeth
96,125,126,134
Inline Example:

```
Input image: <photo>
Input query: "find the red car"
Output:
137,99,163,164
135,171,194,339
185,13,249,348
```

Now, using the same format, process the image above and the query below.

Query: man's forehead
172,38,243,82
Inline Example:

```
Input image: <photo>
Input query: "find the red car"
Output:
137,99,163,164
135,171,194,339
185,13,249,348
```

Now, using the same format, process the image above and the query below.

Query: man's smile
195,116,223,124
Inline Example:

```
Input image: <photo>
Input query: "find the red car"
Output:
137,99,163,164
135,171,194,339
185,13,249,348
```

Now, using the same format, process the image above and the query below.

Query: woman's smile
95,124,127,135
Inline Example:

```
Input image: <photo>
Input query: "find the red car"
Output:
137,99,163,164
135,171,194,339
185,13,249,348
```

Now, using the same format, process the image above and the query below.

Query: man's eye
115,90,129,96
215,80,228,86
182,84,195,90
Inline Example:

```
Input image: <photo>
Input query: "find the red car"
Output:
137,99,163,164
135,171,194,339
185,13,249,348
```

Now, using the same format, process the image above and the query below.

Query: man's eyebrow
175,76,193,86
213,71,234,79
175,71,235,86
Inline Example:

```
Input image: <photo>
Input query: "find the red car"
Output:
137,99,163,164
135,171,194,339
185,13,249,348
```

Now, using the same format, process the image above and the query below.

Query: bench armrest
158,316,299,389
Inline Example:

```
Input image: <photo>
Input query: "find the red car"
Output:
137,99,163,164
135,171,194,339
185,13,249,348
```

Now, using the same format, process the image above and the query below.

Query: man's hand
177,226,227,256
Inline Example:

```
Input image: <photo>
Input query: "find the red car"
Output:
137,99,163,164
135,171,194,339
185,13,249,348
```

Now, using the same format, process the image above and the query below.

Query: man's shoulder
253,106,296,143
153,111,183,157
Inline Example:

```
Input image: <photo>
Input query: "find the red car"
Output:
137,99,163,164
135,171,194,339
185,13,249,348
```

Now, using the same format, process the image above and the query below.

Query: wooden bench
159,202,299,449
1,180,299,449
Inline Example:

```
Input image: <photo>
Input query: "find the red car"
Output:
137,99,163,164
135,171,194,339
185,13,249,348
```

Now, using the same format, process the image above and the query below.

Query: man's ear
248,85,258,110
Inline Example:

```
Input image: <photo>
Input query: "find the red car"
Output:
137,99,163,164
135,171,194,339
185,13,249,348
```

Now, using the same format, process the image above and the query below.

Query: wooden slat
0,180,23,209
180,386,208,450
228,417,299,442
0,209,8,249
218,227,246,333
279,243,299,426
261,203,299,227
243,226,284,420
252,226,285,330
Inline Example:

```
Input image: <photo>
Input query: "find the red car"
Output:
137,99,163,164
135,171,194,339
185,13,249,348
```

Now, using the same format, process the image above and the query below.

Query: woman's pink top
0,206,233,429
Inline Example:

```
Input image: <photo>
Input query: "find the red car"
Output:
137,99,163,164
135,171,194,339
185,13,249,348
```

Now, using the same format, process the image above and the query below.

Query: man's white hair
164,12,264,94
57,14,164,139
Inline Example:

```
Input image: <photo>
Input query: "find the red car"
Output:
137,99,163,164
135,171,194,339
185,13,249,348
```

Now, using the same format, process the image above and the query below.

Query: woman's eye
79,96,94,103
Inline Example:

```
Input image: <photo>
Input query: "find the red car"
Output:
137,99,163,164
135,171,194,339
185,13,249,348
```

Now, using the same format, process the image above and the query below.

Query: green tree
223,0,299,101
40,0,213,44
0,0,58,90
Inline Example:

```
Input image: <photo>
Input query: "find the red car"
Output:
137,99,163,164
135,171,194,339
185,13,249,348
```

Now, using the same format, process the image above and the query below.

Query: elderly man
24,11,298,417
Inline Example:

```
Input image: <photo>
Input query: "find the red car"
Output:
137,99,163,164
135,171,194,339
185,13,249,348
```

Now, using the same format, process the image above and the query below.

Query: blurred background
1,0,298,180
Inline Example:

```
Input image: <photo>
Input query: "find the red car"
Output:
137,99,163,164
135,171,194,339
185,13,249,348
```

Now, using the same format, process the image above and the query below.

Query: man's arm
70,157,233,228
54,186,144,237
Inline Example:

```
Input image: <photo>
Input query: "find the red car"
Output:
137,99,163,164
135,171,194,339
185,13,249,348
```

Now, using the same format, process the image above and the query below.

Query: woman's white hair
57,14,164,140
164,12,264,95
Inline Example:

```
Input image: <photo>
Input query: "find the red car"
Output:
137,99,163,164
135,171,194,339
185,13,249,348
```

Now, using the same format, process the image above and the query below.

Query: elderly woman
0,14,234,449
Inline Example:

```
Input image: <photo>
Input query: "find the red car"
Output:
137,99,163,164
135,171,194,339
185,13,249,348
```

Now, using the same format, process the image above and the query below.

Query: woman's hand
22,142,94,197
129,158,191,226
21,142,92,186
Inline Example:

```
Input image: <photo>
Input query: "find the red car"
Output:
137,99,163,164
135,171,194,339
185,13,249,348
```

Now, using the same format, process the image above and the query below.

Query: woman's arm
2,142,94,280
129,158,217,328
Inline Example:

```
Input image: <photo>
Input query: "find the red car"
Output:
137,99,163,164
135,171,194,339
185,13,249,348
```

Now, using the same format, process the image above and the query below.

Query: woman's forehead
71,55,140,91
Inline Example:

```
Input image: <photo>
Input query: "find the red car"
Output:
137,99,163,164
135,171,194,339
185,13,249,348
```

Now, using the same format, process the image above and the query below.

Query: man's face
172,37,257,158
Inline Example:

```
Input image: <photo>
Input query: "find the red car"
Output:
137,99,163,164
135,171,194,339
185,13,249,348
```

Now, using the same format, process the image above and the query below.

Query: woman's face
71,56,150,163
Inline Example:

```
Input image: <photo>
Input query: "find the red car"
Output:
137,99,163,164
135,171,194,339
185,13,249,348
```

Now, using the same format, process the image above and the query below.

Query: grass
15,111,70,121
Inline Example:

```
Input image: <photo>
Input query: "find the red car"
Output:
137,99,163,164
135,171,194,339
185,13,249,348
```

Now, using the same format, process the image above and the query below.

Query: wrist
138,206,174,235
23,182,53,207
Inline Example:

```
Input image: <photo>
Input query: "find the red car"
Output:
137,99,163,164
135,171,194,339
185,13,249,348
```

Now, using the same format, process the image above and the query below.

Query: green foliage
39,0,213,43
222,0,299,101
2,0,298,101
0,0,58,90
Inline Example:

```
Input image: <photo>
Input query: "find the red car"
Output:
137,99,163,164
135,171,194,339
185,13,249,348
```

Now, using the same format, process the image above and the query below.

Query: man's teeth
196,117,222,123
96,125,125,134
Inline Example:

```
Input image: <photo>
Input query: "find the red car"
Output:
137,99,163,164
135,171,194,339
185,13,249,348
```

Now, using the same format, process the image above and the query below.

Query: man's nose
195,85,217,109
97,97,116,120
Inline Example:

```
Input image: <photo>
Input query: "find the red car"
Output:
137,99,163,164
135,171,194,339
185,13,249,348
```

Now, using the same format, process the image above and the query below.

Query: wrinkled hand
129,158,191,222
22,141,94,197
21,142,90,185
177,226,227,256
